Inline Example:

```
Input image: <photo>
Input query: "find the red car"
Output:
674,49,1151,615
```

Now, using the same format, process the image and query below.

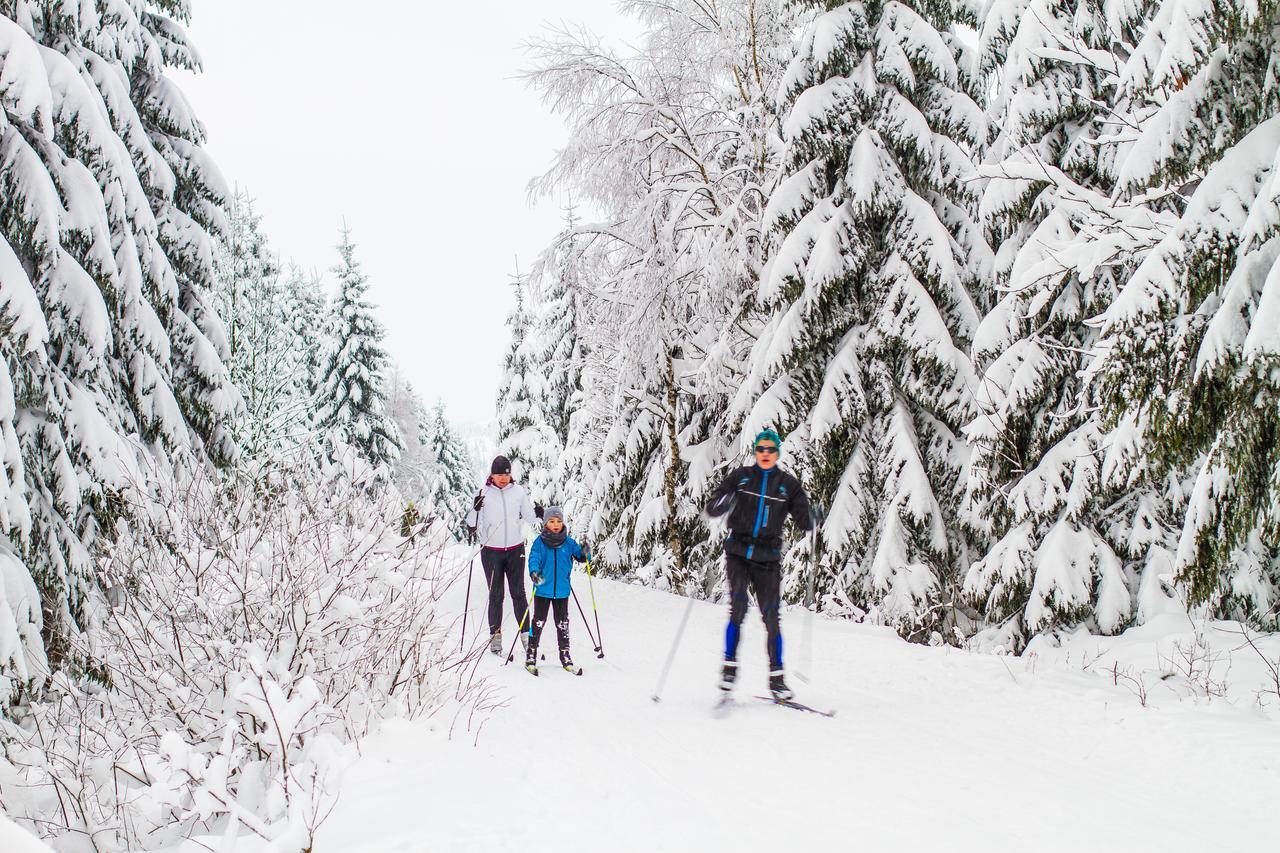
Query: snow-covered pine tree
1097,3,1280,627
962,0,1149,646
211,192,314,458
495,266,559,503
556,352,608,536
383,366,433,501
527,204,587,450
423,400,476,539
738,0,990,636
280,262,327,419
1,1,239,684
312,229,401,467
525,0,798,593
525,203,620,522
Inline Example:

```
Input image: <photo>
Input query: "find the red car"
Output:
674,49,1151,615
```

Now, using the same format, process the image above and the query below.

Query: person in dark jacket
705,428,814,700
525,506,589,674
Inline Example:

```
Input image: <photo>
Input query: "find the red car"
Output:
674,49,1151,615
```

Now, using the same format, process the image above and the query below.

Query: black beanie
491,455,512,475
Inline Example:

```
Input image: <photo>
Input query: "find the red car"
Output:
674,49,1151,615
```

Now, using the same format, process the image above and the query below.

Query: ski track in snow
318,571,1279,852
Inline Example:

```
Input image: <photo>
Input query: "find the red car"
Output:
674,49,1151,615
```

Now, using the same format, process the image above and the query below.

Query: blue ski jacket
528,534,586,600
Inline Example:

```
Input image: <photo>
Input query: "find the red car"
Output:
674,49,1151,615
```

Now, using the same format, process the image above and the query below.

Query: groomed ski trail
317,566,1280,853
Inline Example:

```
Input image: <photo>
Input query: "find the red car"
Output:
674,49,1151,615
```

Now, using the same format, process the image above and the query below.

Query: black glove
466,526,476,545
530,571,544,586
473,493,485,512
534,503,544,520
580,541,592,562
707,489,739,518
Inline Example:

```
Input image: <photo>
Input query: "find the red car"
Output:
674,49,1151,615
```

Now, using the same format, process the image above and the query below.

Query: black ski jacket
706,464,813,563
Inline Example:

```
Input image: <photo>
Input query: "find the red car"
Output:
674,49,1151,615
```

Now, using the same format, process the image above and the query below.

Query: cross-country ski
752,696,836,718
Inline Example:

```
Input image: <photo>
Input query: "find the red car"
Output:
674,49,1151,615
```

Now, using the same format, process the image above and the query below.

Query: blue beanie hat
754,428,782,448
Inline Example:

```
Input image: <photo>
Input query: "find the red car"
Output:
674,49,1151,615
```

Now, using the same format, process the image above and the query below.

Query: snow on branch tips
0,452,492,851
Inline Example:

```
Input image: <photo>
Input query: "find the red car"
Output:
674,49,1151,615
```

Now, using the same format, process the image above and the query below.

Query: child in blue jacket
525,506,590,675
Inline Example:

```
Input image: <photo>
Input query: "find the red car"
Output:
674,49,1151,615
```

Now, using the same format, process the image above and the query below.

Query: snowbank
1024,615,1280,714
0,812,54,853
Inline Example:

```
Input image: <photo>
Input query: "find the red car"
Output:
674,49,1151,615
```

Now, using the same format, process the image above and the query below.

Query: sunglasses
754,445,779,455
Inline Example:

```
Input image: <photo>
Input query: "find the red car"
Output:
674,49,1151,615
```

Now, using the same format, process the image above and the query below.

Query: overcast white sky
174,2,637,426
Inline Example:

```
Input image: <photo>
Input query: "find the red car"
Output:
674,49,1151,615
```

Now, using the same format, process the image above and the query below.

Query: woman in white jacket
465,455,543,653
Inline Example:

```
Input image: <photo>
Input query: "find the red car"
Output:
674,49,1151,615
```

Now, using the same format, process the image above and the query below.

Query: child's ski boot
768,670,794,701
524,644,539,676
560,649,583,676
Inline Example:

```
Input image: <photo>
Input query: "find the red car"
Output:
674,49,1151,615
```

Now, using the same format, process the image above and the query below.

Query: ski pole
585,556,604,658
571,588,602,657
797,524,820,684
651,592,697,703
460,554,475,654
504,594,536,665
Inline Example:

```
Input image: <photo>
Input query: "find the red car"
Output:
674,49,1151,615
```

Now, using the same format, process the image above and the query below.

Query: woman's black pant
481,545,529,635
530,595,570,651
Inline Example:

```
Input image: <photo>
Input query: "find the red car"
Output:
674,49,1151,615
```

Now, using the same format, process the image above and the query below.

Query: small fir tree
211,192,317,457
313,229,401,466
495,267,559,502
424,400,478,538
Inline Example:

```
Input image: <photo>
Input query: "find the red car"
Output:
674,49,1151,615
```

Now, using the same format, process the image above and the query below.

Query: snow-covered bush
0,450,484,851
1015,615,1280,716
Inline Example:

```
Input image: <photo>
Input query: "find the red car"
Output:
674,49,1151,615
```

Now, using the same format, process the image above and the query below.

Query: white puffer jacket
464,481,539,549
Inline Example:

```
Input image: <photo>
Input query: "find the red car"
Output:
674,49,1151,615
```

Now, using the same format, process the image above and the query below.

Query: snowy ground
1,812,54,853
311,561,1280,853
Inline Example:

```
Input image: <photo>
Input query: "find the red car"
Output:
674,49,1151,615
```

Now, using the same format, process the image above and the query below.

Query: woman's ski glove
534,503,545,520
530,571,544,586
473,493,485,511
465,526,477,545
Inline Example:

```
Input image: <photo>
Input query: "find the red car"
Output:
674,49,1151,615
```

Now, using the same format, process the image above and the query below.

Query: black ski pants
530,595,570,652
724,553,783,669
481,545,530,635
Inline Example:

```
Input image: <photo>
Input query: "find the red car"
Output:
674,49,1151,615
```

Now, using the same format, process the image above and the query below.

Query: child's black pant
530,595,570,652
481,545,529,635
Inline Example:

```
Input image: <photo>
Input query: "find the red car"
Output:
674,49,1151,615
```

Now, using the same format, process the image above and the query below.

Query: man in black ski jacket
705,428,814,700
